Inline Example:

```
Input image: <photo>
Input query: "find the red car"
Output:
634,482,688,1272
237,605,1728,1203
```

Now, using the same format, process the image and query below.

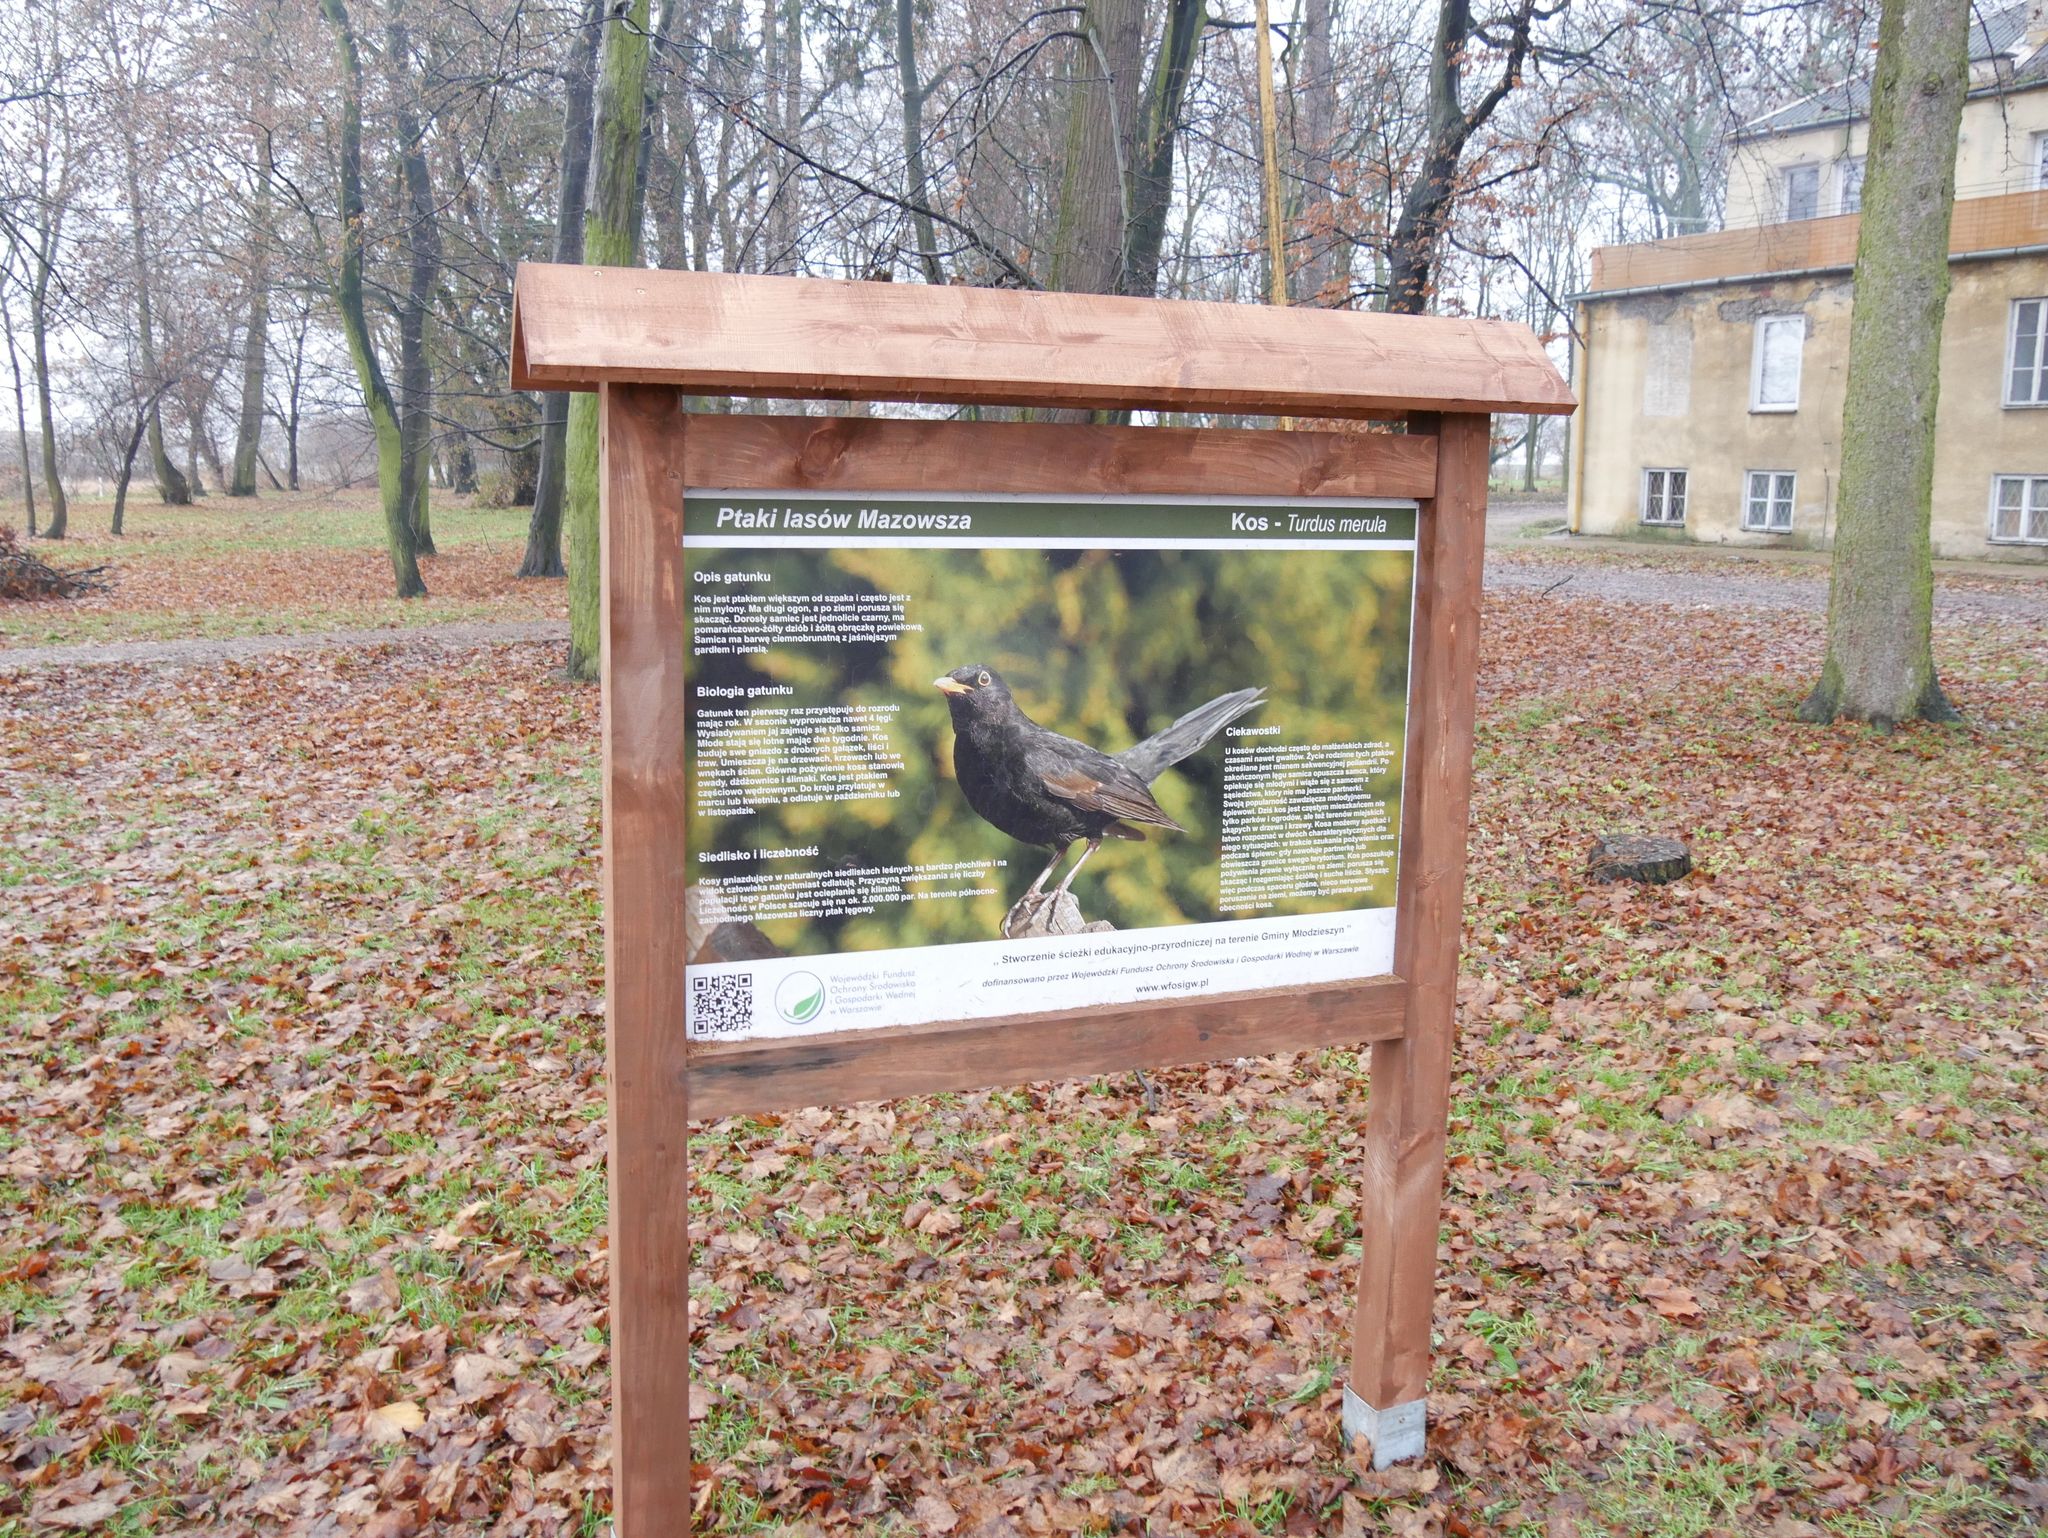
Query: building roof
1737,3,2048,140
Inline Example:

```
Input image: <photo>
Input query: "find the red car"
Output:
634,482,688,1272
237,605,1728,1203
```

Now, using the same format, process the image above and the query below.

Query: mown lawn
0,491,561,647
0,587,2043,1536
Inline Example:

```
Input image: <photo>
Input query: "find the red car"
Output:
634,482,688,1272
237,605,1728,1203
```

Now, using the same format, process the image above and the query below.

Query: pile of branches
0,526,111,601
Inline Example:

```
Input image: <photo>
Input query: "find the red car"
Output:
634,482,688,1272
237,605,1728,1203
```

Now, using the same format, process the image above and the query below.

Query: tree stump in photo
1586,833,1692,885
1001,891,1116,939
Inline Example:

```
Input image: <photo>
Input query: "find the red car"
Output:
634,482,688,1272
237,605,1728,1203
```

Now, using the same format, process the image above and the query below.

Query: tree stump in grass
1587,834,1692,885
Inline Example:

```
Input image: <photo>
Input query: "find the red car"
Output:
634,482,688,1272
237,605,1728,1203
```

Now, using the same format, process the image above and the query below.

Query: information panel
681,492,1417,1042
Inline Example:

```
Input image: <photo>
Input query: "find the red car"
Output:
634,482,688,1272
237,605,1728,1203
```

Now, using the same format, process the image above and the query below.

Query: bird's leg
1019,845,1070,911
1049,838,1102,899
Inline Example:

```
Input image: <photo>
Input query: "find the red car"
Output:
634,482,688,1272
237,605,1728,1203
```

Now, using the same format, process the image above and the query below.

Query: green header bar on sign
684,493,1418,543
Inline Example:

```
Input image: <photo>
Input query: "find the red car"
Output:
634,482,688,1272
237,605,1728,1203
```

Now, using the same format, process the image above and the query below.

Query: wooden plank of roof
509,263,1576,417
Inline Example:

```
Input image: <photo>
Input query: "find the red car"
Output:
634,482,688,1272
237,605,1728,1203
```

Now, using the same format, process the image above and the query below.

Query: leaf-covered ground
0,495,562,649
2,577,2046,1535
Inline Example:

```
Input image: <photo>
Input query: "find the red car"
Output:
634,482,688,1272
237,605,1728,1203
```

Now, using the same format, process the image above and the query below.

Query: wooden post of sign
1344,412,1491,1467
599,383,697,1534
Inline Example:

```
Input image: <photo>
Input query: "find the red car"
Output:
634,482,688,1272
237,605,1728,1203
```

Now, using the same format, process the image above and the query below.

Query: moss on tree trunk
321,0,425,599
1798,0,1969,730
564,0,653,682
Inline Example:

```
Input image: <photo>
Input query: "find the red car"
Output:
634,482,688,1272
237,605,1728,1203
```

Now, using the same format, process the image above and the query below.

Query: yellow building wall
1725,88,2048,228
1572,253,2048,562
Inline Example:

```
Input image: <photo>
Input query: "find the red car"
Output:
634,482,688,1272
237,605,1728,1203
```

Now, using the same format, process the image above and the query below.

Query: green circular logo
774,971,826,1026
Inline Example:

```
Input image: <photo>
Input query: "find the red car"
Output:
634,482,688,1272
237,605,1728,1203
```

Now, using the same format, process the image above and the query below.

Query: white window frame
1988,475,2048,545
1781,162,1822,221
1742,470,1797,533
1836,156,1866,214
2007,298,2048,408
1641,467,1688,527
1750,315,1806,412
2034,131,2048,192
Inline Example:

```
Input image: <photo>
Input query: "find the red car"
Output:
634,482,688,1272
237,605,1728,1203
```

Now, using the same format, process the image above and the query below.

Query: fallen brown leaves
1,586,2044,1536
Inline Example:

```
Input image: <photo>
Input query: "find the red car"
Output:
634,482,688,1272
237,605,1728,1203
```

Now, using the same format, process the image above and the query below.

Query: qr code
690,973,753,1038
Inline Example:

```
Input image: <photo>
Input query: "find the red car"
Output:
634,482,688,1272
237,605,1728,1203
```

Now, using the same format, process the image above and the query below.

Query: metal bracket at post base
1341,1386,1427,1469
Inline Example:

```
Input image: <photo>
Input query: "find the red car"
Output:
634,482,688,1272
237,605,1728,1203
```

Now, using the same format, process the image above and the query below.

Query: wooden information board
510,264,1574,1535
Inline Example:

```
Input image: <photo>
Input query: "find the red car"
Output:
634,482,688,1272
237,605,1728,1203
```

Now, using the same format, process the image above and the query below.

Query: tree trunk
1386,0,1474,315
230,18,276,498
895,0,942,283
112,412,148,537
1798,0,1969,729
1049,0,1142,297
1384,0,1533,314
321,0,425,597
388,1,441,557
565,0,654,680
118,96,192,505
30,260,65,537
2,282,38,536
1294,0,1341,305
1522,413,1539,491
522,0,604,580
1124,0,1205,299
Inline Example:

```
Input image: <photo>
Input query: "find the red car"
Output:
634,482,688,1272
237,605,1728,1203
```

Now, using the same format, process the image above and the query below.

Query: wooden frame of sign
510,264,1574,1536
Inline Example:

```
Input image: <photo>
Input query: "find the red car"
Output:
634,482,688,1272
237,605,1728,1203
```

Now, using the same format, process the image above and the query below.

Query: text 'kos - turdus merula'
935,665,1265,928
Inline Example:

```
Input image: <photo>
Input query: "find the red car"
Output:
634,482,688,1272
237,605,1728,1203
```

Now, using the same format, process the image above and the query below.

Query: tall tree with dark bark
1798,0,1969,728
1048,0,1142,298
895,0,943,284
1293,0,1342,304
1122,0,1204,299
564,0,653,680
520,0,604,579
1385,0,1546,314
385,0,442,556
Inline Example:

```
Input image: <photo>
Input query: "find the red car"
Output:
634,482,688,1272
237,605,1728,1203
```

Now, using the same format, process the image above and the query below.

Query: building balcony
1587,187,2048,295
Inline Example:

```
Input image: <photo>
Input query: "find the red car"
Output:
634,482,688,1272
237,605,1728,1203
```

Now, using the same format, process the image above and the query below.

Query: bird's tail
1117,686,1266,782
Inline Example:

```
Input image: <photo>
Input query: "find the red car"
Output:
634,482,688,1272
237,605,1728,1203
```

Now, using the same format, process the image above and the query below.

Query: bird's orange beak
933,677,971,695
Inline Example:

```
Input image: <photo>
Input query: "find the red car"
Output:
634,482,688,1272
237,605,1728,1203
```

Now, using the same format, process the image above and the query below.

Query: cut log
1001,892,1116,939
684,884,781,964
1587,834,1691,885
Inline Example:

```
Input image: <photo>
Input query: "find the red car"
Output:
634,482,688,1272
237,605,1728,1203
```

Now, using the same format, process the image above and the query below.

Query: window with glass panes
1991,476,2048,545
1743,471,1796,532
2009,299,2047,406
1782,164,1820,221
1641,468,1687,526
1838,157,1865,213
1751,315,1805,410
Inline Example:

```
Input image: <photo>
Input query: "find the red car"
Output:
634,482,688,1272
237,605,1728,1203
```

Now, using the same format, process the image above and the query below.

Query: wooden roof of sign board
509,264,1576,418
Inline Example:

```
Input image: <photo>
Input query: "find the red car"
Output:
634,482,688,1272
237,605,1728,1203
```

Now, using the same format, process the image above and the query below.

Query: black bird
934,664,1265,923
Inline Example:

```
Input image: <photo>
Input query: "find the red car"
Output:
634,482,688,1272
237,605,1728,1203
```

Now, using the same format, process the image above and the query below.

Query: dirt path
2,555,2040,674
0,618,569,672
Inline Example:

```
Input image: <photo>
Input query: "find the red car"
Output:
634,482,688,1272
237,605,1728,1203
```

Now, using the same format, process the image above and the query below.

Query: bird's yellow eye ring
977,670,991,687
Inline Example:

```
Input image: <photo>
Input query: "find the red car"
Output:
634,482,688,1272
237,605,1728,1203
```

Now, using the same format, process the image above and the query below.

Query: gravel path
1,548,2039,674
1484,553,2048,623
0,618,569,673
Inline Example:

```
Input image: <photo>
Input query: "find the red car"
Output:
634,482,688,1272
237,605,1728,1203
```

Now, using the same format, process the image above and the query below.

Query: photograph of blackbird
934,664,1265,932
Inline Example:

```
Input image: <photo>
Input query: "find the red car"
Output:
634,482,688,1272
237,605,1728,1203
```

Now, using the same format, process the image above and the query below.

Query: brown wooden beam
511,264,1576,418
688,975,1411,1121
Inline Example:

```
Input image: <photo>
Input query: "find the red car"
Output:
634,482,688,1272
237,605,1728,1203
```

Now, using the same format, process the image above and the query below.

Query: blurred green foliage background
686,542,1413,953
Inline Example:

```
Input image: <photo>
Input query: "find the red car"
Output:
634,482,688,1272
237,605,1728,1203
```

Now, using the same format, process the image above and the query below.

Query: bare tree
520,0,604,579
